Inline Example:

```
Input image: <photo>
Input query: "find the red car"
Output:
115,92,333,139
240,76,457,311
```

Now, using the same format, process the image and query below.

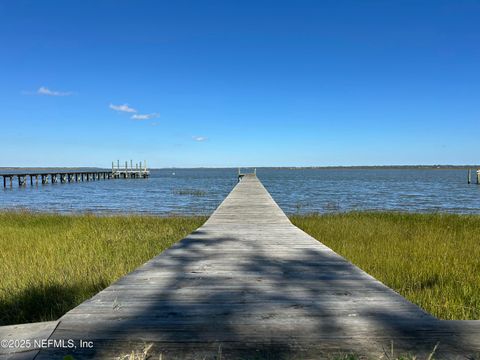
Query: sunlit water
0,168,479,215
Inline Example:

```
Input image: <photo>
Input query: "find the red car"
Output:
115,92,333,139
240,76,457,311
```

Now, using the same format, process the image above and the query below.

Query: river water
0,168,479,215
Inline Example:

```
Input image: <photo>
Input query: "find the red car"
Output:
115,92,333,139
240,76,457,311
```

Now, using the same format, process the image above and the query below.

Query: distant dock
0,160,149,188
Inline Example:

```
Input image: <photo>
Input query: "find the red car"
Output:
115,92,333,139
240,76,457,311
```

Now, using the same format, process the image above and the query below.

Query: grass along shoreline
0,212,206,325
292,212,480,320
0,211,479,325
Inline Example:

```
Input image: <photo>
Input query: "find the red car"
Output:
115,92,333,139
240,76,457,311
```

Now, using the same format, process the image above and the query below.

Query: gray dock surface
0,321,58,360
34,174,479,359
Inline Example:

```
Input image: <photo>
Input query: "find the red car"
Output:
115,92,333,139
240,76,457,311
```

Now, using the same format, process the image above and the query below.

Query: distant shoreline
0,165,478,172
265,165,480,170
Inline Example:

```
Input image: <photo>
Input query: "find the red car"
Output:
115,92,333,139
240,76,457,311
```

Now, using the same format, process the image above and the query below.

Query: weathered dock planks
0,321,58,360
25,174,480,358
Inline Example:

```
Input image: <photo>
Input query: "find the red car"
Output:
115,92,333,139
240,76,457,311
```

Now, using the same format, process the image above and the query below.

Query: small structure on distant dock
1,160,149,188
112,160,150,179
238,167,256,182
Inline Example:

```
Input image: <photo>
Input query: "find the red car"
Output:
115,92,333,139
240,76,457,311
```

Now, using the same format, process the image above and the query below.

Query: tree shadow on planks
0,281,109,326
36,227,477,359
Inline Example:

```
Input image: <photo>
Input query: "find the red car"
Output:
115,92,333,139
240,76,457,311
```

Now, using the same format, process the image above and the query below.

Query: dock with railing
111,160,150,179
0,160,149,188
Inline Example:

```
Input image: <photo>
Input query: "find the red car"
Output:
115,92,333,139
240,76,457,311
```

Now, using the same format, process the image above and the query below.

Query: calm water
0,169,479,215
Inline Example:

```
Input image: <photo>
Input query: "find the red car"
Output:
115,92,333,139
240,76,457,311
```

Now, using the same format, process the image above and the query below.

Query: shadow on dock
36,232,479,359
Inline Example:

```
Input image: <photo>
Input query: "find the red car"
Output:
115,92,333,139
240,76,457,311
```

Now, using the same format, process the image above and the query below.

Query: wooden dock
0,171,114,187
0,161,149,188
3,174,479,359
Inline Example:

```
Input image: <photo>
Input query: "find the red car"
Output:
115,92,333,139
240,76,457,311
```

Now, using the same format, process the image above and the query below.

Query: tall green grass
0,212,206,325
291,212,480,320
2,211,479,325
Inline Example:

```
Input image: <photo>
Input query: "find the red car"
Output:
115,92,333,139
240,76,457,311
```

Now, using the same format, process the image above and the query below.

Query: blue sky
0,1,479,167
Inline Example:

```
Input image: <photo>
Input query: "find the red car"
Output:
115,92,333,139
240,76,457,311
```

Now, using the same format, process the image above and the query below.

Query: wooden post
468,169,471,184
477,170,480,185
3,176,5,188
35,175,38,184
30,175,33,186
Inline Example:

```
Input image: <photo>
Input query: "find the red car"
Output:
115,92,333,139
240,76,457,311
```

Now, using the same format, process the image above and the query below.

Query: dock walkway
18,175,480,358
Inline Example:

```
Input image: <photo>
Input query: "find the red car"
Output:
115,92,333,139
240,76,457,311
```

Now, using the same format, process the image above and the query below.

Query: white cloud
109,103,137,113
36,86,73,96
131,113,159,120
193,136,207,142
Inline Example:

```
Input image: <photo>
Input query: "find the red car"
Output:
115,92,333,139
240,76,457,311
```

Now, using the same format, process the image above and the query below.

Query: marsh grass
115,342,439,360
0,211,206,325
174,189,207,196
291,212,480,320
2,211,479,326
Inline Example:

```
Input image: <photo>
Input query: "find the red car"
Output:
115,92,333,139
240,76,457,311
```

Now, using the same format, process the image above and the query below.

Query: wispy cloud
193,136,207,142
22,86,74,96
109,103,137,113
131,113,159,120
38,86,73,96
150,122,160,126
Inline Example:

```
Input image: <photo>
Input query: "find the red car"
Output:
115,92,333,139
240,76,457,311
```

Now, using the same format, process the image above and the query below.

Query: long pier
0,161,149,188
1,174,479,359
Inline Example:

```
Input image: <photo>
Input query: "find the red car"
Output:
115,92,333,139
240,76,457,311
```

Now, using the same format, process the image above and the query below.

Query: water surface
0,168,479,215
